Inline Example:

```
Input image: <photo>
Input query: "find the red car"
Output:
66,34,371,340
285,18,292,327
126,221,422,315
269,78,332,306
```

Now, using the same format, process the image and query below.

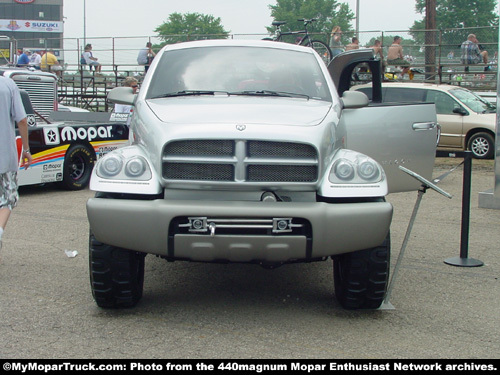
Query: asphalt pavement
0,158,498,359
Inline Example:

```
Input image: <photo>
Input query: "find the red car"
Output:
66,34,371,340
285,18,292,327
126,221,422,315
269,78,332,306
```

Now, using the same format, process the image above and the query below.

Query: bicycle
265,18,333,64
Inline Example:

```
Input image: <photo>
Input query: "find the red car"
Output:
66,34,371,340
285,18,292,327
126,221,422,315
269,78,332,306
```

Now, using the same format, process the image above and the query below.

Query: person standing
329,26,344,58
113,77,139,126
137,42,156,73
371,39,386,74
0,76,32,253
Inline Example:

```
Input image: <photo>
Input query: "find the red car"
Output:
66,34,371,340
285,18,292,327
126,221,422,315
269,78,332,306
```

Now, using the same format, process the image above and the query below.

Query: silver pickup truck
86,40,438,310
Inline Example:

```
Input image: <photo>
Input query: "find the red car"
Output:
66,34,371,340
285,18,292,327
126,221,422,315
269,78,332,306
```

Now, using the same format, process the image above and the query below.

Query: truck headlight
358,159,380,181
99,155,123,177
97,154,151,181
333,160,355,181
329,151,383,184
125,157,147,177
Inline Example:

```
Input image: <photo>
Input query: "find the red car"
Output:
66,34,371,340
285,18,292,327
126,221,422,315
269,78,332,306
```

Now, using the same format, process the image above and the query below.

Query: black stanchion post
444,151,484,267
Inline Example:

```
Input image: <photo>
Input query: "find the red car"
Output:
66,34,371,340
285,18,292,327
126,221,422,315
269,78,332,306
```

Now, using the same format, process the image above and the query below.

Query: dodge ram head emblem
236,124,246,131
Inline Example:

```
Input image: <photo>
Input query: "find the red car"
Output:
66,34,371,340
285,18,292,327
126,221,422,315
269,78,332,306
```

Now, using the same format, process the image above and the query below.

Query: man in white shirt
137,42,155,73
0,76,32,253
29,50,42,69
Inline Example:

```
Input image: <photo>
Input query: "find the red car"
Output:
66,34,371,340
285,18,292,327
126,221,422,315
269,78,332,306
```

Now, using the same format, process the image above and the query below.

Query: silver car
87,43,438,310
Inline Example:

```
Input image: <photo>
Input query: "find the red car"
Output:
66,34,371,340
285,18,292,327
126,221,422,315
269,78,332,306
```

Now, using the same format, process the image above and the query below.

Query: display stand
443,151,484,267
380,166,452,310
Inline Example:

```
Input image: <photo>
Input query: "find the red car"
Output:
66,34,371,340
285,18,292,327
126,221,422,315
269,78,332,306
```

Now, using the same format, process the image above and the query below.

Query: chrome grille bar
163,140,318,183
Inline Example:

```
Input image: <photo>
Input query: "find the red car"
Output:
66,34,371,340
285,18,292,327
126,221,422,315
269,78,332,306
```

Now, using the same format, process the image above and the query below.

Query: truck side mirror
108,87,136,106
341,91,369,109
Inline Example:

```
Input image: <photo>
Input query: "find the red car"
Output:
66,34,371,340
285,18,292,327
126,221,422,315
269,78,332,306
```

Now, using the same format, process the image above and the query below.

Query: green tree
154,12,229,47
413,0,498,29
410,0,498,46
267,0,355,44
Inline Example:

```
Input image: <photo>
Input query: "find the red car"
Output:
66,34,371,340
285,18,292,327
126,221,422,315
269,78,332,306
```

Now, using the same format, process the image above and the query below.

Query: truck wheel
333,234,390,309
59,144,94,190
89,232,145,308
467,132,494,159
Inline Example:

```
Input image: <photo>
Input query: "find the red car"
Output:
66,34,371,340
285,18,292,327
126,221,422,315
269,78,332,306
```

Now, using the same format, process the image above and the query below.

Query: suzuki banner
0,19,63,33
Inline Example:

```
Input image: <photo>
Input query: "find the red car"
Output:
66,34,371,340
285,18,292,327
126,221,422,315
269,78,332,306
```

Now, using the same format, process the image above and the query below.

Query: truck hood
146,96,333,126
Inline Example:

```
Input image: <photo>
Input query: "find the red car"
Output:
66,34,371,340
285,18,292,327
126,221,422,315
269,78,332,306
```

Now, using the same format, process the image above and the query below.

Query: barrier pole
444,151,484,267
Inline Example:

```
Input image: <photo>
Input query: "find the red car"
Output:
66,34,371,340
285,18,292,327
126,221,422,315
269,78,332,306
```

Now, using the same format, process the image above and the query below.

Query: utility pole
425,0,437,81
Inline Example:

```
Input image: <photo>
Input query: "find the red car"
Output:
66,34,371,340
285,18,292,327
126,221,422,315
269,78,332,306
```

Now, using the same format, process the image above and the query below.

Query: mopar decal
43,127,60,145
96,145,119,158
110,113,130,122
61,126,113,142
27,115,37,127
43,163,62,171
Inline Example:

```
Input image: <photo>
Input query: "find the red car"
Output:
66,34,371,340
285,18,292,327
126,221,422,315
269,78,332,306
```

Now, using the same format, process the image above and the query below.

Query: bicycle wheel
309,40,332,64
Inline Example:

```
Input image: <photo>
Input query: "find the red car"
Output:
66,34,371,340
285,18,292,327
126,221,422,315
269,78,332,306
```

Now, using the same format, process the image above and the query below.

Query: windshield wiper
229,90,309,99
482,108,496,113
152,90,221,98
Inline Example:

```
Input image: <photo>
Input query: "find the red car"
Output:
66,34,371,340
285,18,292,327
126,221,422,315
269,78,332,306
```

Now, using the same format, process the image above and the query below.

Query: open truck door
329,50,439,193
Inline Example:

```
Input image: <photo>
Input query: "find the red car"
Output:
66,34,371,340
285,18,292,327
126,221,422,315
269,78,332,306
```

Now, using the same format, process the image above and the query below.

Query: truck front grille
12,75,57,122
162,140,318,183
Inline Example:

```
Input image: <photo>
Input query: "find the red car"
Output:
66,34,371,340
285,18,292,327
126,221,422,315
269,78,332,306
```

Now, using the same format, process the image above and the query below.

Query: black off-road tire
59,143,95,190
89,232,145,308
467,132,494,159
333,234,390,310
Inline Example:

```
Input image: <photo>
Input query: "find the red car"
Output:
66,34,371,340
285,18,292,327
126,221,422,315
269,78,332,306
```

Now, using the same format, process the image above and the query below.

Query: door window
384,88,426,103
425,90,461,115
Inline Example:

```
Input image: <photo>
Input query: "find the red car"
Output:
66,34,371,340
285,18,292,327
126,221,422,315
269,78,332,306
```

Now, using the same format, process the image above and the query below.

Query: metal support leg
380,166,452,310
381,186,426,310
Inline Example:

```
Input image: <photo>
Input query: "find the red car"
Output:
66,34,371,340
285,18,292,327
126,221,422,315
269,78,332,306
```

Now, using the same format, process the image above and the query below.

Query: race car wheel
89,232,145,308
467,132,494,159
59,143,95,190
333,234,390,310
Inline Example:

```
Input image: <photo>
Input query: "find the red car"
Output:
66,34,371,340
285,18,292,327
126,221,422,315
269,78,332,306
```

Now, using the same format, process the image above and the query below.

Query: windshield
450,88,496,113
146,46,332,102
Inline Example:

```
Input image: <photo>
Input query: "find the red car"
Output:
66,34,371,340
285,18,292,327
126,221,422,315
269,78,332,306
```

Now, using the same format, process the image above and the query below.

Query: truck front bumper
86,198,393,262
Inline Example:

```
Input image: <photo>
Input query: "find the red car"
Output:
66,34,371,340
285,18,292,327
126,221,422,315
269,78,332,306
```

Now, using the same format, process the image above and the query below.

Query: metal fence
2,26,497,110
2,26,497,71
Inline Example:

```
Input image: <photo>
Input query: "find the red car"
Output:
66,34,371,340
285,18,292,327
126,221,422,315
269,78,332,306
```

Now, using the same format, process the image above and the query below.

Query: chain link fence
2,26,497,109
2,26,497,73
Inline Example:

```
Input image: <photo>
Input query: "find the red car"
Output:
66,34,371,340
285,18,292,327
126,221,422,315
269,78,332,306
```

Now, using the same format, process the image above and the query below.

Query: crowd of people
7,31,494,83
10,40,158,79
13,48,64,76
329,26,493,79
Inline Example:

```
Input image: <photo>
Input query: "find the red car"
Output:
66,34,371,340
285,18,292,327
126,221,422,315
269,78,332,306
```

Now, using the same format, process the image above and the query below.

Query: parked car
86,43,438,310
353,82,496,159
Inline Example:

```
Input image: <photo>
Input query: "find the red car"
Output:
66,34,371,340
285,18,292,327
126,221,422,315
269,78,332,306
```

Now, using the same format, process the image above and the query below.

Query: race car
16,90,129,190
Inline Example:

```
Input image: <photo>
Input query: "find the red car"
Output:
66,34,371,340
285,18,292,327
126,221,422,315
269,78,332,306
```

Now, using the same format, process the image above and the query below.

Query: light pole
355,0,360,37
83,0,86,46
